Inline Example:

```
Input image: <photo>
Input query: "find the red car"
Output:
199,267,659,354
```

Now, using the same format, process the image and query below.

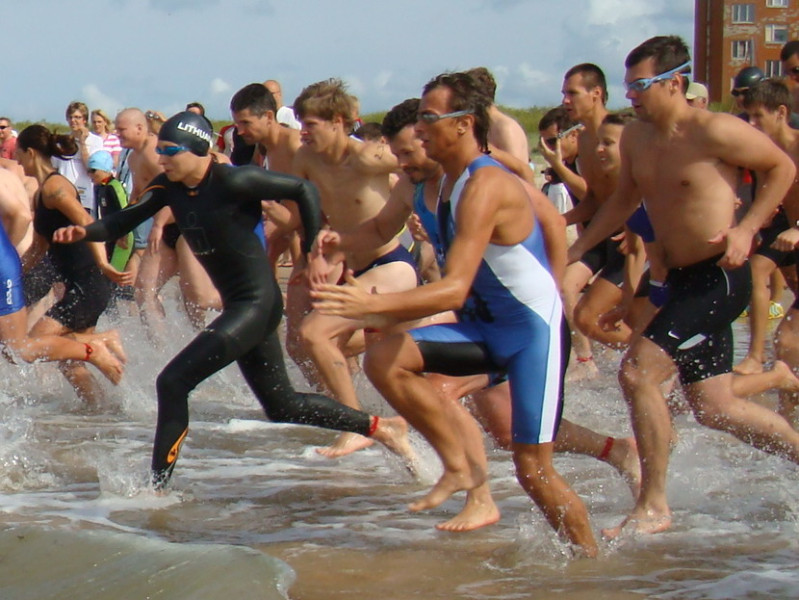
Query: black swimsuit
81,163,373,488
34,173,111,331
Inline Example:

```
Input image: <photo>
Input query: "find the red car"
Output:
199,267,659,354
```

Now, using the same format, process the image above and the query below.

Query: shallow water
0,291,797,600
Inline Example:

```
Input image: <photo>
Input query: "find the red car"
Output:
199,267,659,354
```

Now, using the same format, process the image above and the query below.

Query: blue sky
6,0,694,124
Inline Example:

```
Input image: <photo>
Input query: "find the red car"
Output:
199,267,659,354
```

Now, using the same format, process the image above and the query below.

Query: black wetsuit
80,163,372,488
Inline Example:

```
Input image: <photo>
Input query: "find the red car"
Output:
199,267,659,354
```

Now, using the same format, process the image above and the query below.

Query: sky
6,0,695,124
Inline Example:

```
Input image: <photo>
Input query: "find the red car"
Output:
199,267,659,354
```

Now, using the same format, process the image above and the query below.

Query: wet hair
294,78,356,130
185,102,206,116
17,124,78,159
537,106,576,133
65,101,89,121
422,71,491,153
381,98,420,140
625,36,691,92
564,63,608,105
742,79,792,112
230,83,278,117
780,40,799,62
466,67,497,101
601,111,637,128
352,122,383,142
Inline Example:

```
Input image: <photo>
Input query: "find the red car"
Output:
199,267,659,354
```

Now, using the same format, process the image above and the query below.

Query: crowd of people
2,34,799,558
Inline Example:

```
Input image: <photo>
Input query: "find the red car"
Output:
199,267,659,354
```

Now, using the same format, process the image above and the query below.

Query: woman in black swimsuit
16,125,130,403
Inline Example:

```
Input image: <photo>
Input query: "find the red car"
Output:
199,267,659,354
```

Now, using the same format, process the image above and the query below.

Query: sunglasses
417,109,473,124
731,88,748,97
789,66,799,75
155,145,190,156
0,125,8,130
624,61,691,93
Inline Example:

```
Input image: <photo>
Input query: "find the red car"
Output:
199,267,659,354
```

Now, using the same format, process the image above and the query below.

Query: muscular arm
709,113,797,266
562,188,599,225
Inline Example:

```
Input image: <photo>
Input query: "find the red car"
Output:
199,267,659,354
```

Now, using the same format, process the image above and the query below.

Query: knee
618,354,645,394
155,368,191,406
572,302,595,337
512,446,554,490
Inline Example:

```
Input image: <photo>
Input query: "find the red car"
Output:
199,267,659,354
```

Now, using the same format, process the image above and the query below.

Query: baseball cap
686,81,708,100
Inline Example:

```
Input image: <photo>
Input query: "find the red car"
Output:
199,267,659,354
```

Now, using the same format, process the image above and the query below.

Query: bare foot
772,360,799,393
99,329,128,364
605,437,641,499
733,355,763,375
601,510,672,540
566,357,599,383
370,416,417,474
315,431,374,458
435,484,500,532
87,340,124,385
409,467,484,512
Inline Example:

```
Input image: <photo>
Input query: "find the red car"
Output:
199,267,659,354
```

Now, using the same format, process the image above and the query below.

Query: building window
765,60,784,77
766,0,788,8
731,3,755,22
765,24,789,44
731,39,754,60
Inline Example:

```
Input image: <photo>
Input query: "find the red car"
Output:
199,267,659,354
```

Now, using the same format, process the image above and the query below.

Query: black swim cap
733,66,764,90
158,111,214,156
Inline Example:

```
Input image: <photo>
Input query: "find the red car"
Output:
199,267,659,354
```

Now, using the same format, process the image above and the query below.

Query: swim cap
88,150,114,172
158,111,214,156
733,66,764,90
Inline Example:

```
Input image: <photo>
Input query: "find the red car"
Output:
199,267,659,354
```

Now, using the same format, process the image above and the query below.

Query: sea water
0,288,796,600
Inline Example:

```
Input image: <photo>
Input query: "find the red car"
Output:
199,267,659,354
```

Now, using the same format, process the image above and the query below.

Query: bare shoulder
350,138,397,173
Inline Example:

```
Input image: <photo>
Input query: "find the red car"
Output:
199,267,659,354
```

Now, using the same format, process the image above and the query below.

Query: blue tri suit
408,155,565,445
0,224,25,317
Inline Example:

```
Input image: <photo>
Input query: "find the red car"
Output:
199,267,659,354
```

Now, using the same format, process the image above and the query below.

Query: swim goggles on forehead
624,61,691,93
155,145,190,156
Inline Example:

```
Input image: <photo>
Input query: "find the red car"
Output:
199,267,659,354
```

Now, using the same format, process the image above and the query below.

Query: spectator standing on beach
91,109,122,170
0,117,17,160
53,101,104,215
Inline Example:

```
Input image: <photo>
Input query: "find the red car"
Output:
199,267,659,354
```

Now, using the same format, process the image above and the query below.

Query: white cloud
587,0,659,26
210,78,232,95
81,84,124,116
373,70,393,93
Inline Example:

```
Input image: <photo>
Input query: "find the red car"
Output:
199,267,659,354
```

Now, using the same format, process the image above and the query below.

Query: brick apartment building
694,0,798,103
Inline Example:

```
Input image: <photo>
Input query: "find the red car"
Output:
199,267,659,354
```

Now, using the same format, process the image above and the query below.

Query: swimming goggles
155,145,191,156
624,61,691,93
417,110,473,124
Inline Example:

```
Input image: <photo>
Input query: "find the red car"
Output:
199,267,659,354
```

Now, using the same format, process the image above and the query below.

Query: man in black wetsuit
53,111,412,490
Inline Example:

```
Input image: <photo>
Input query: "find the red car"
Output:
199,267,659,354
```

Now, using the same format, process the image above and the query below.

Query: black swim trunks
580,236,625,286
643,255,751,385
351,243,421,283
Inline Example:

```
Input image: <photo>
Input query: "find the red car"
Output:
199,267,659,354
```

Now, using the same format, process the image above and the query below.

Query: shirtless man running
559,64,619,379
568,35,799,539
291,79,420,457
